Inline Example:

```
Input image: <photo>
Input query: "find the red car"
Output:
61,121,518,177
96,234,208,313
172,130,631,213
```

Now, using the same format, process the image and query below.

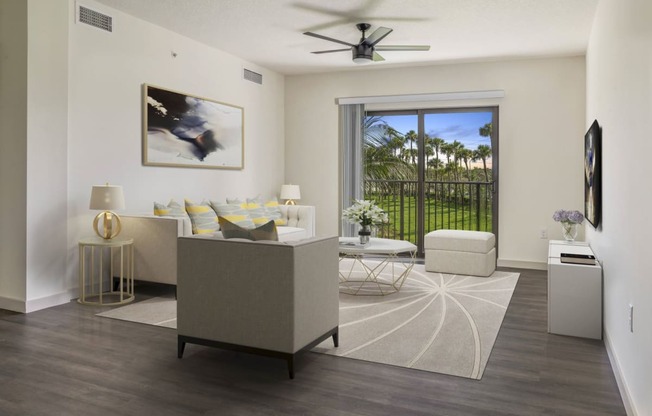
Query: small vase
561,222,578,241
358,224,372,245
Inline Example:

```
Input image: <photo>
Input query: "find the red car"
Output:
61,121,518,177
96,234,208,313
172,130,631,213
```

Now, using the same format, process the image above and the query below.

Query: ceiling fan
303,23,430,64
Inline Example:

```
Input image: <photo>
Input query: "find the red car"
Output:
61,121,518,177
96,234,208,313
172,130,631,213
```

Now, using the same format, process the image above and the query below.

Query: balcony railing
364,179,493,248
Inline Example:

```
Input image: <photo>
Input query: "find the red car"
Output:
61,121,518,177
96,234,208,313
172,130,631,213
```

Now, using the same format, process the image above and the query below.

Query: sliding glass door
363,107,498,255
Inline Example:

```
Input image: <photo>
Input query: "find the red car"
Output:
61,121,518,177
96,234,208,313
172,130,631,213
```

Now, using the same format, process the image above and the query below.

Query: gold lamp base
93,210,122,239
284,200,297,205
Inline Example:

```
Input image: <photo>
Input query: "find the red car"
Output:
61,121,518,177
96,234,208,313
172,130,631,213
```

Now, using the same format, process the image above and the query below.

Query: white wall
25,0,70,312
66,1,286,291
586,0,652,414
285,57,586,266
0,0,28,311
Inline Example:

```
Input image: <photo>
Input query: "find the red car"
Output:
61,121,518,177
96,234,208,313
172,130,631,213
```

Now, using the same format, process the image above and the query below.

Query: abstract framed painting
584,119,601,228
142,84,244,169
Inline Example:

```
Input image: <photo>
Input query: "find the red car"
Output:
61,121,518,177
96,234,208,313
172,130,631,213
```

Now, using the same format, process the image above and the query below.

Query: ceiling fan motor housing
353,43,373,61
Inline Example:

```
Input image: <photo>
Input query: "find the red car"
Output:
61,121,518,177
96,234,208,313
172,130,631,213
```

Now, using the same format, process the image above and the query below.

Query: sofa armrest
177,235,339,353
278,205,315,237
117,215,188,285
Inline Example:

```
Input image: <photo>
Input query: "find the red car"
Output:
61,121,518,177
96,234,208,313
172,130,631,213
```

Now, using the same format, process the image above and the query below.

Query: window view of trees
363,112,495,248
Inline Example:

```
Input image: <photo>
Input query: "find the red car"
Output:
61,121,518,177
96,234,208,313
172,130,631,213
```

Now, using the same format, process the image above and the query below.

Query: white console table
547,240,602,339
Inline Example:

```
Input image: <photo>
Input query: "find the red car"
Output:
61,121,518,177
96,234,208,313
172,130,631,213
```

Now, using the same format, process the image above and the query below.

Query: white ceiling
94,0,599,75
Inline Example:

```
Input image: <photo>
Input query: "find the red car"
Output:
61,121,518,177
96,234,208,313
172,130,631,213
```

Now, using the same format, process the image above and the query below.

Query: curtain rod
336,90,505,105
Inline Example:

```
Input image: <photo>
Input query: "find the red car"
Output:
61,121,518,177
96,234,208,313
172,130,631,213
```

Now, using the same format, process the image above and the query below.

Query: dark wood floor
0,268,625,416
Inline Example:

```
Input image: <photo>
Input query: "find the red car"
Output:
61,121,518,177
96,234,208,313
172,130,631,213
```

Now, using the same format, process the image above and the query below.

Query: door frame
365,106,499,256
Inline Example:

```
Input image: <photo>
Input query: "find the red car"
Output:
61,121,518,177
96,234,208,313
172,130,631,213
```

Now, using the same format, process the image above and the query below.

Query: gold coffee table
338,237,417,296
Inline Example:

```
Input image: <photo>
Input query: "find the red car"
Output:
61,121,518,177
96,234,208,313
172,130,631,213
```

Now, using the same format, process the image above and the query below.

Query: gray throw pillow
218,216,278,241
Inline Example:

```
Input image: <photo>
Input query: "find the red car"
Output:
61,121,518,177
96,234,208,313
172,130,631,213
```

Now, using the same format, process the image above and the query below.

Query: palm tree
401,148,418,164
474,144,492,182
404,130,418,165
363,115,390,148
440,142,454,180
387,128,405,158
430,137,444,181
363,116,414,182
424,141,435,179
450,140,464,181
479,122,492,139
460,148,474,181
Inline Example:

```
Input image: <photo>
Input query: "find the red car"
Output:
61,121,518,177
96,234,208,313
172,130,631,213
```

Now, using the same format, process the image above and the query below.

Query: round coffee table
338,237,417,296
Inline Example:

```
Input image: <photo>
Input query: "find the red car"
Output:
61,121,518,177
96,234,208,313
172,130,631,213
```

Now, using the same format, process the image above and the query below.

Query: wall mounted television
584,119,601,228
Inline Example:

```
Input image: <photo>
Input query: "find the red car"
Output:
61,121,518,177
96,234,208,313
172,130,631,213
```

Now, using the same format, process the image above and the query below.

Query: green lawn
368,194,493,245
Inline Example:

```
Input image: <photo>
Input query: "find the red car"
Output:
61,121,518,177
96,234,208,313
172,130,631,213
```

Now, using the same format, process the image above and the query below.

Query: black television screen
584,120,601,228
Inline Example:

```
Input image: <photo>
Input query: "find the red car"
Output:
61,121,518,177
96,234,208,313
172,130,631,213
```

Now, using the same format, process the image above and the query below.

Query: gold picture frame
142,84,244,169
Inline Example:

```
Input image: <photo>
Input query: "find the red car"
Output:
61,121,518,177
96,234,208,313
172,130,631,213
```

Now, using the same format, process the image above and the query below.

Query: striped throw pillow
210,201,256,229
153,199,188,218
184,199,219,234
249,197,286,226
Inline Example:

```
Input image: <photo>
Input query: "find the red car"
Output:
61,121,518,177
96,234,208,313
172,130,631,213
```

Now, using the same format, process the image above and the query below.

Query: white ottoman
425,230,496,277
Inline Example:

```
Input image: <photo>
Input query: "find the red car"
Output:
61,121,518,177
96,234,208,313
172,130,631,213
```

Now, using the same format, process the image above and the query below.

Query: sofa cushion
153,199,188,218
424,230,495,253
218,217,278,241
185,199,220,234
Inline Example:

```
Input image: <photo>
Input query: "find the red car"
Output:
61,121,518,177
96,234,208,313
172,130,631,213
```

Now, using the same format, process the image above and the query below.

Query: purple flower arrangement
552,209,584,224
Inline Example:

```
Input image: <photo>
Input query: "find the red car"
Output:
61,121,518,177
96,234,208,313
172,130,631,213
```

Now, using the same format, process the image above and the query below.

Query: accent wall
285,57,586,268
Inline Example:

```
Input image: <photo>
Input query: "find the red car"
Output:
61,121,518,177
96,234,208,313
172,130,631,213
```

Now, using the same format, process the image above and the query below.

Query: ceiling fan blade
311,48,351,54
372,51,385,62
364,27,393,47
375,45,431,51
303,31,354,47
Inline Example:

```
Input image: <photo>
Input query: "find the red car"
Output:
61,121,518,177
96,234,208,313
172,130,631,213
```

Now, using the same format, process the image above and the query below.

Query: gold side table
78,236,135,305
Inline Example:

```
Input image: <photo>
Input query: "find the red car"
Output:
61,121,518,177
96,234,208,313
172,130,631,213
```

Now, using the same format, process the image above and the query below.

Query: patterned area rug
97,263,519,380
315,262,520,380
97,297,177,328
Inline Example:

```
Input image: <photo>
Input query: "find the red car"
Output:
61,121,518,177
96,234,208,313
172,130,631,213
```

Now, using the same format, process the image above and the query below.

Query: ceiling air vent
79,5,113,32
243,68,262,85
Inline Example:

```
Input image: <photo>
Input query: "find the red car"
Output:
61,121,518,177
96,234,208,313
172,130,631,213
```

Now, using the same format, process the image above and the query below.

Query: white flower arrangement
342,199,389,226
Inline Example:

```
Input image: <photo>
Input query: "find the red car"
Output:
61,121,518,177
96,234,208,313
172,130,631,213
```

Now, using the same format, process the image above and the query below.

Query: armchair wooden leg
287,355,295,379
332,330,339,347
178,338,186,358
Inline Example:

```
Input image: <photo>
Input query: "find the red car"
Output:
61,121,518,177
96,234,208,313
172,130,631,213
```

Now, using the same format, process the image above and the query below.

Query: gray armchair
176,235,339,378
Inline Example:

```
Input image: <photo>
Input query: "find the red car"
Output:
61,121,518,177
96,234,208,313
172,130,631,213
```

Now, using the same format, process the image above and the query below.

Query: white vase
561,222,578,241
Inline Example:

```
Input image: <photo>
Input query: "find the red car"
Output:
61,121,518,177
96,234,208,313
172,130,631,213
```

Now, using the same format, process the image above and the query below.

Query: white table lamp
280,184,301,205
89,184,125,239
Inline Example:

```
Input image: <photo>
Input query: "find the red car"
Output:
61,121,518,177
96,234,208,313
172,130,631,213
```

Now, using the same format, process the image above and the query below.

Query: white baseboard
25,289,76,313
604,328,638,416
497,258,547,270
1,290,76,314
0,295,27,313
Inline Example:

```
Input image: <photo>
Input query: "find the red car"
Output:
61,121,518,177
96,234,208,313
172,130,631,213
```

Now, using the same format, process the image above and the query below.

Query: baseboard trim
0,296,27,313
497,259,547,270
26,289,76,313
604,329,638,416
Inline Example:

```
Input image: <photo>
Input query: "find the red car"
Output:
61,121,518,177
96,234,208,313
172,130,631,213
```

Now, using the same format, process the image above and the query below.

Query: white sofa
116,205,315,285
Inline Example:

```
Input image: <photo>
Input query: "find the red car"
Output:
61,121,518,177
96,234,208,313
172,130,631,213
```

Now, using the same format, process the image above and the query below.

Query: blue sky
378,111,492,151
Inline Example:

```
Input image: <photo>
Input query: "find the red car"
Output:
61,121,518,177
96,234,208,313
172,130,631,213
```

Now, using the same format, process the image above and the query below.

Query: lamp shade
280,184,301,201
89,184,125,211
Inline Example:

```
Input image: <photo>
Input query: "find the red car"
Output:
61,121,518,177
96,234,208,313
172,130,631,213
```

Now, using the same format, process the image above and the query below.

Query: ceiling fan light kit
304,23,430,64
